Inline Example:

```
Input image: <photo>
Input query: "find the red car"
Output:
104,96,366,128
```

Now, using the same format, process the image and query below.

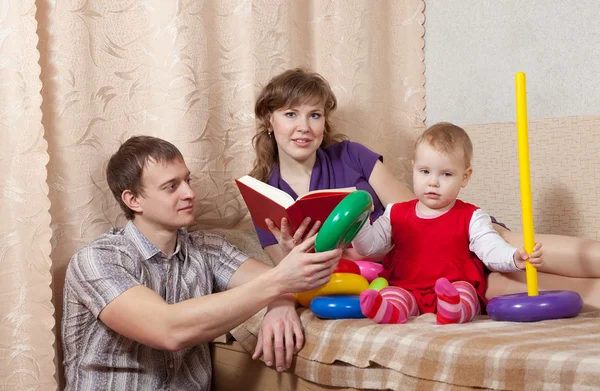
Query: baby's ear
462,167,473,187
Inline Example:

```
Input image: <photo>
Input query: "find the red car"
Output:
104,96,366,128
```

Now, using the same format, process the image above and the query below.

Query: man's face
134,158,196,230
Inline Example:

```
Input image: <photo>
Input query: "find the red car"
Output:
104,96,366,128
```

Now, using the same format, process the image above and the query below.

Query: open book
235,175,355,233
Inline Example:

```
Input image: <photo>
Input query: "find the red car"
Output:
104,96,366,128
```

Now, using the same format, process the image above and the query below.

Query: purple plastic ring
487,290,583,322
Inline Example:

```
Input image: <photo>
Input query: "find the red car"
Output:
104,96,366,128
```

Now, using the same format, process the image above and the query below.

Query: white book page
297,187,356,200
237,175,295,208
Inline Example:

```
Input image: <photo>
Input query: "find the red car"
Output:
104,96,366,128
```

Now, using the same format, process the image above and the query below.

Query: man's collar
124,220,187,261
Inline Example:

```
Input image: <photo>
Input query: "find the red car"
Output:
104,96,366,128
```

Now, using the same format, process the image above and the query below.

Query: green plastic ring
314,190,373,252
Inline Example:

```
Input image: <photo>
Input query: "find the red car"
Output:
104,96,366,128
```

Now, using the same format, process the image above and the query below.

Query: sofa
209,228,600,391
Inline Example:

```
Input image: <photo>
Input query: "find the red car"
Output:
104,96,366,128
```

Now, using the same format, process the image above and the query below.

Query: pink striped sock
435,278,481,325
359,287,418,324
380,287,419,317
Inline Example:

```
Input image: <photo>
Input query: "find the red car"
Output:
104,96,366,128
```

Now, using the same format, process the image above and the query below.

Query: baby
352,122,543,325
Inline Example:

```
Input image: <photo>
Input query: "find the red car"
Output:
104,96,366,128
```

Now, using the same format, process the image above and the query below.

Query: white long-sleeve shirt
352,203,521,273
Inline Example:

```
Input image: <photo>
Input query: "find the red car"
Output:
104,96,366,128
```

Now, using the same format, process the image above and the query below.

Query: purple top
255,140,384,247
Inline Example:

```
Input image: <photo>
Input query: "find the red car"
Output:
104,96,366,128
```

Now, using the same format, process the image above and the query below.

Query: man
62,136,341,390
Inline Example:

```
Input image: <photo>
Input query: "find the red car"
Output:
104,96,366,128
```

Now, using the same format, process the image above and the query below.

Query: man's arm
226,256,297,312
99,267,281,351
227,257,297,308
227,257,277,289
98,236,340,351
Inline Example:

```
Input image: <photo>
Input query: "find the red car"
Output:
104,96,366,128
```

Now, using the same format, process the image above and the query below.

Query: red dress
380,199,487,313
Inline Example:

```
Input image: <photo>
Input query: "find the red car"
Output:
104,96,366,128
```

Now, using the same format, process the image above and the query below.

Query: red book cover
235,175,354,233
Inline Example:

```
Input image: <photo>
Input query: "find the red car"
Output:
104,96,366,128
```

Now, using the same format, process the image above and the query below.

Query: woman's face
269,102,326,164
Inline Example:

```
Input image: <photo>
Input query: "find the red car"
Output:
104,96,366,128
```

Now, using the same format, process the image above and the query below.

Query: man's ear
461,167,473,188
122,190,143,213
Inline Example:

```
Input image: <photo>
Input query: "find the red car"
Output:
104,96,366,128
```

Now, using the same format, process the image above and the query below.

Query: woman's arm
368,160,415,206
265,244,285,266
495,225,600,278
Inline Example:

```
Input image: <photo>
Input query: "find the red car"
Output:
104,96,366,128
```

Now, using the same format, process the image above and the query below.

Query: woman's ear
122,189,143,213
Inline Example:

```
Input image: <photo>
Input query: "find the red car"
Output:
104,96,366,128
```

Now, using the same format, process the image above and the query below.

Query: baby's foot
360,289,407,324
434,277,460,302
435,277,461,325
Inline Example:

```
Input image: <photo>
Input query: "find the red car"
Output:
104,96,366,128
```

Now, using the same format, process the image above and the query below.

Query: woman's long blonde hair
249,68,347,182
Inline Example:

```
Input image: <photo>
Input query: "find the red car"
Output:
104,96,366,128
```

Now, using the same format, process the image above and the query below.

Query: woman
248,68,600,310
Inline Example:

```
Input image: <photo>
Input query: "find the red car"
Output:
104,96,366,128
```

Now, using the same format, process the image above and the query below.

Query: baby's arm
351,203,394,256
469,210,521,273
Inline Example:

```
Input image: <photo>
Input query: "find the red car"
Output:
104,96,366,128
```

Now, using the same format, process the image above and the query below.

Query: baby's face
412,142,472,213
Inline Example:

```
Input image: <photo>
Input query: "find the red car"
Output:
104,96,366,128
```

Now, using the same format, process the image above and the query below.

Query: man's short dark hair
106,136,183,220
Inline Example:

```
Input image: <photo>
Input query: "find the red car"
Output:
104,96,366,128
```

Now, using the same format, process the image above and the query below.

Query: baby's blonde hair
414,122,473,167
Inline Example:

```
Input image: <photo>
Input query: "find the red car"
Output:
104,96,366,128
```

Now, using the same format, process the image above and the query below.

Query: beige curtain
1,1,425,389
0,1,56,390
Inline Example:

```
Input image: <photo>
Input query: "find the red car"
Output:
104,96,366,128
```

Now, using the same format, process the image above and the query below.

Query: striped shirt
62,221,248,390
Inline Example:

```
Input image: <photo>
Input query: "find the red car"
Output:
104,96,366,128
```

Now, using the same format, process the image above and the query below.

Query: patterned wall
462,115,600,240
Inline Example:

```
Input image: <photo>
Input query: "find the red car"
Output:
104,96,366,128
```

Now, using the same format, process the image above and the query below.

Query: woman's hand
266,217,322,257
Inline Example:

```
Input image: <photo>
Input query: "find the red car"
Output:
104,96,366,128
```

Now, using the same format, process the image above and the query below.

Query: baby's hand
513,242,543,270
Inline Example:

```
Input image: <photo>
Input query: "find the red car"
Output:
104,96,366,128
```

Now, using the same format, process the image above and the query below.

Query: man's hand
252,297,303,372
514,242,543,270
251,235,340,371
271,235,342,294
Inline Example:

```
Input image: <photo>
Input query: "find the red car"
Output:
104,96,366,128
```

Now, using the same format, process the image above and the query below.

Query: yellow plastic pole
515,72,539,296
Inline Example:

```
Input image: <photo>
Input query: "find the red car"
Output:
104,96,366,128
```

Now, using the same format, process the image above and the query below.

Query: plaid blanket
230,309,600,390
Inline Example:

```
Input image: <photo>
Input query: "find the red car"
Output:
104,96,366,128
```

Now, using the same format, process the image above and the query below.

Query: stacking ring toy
368,277,389,291
296,272,369,307
310,295,364,319
487,290,582,322
487,72,583,322
333,259,361,275
315,191,373,252
354,260,384,282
